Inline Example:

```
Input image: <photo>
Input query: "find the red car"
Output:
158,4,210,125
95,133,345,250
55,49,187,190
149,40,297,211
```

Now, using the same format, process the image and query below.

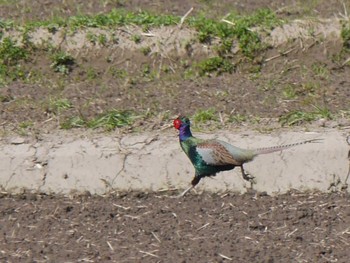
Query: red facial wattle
173,119,182,130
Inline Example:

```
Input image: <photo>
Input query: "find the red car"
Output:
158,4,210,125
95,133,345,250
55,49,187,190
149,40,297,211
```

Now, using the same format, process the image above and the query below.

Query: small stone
10,137,26,145
35,163,43,169
316,118,326,127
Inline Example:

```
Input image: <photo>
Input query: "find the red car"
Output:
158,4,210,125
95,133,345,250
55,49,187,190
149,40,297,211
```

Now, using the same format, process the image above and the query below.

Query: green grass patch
0,37,29,84
5,8,280,60
18,120,33,129
279,106,333,126
0,8,282,84
197,56,234,76
49,98,73,114
193,108,218,123
86,32,108,46
50,51,75,74
61,109,137,130
140,46,151,56
109,66,128,79
25,9,180,30
88,109,136,130
228,113,248,124
189,15,233,43
311,62,329,79
0,37,28,65
341,21,350,49
189,8,281,58
17,120,34,136
60,116,86,129
131,34,142,44
282,84,298,100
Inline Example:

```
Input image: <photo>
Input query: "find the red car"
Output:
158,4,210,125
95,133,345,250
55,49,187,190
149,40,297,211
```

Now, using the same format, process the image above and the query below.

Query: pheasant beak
173,118,182,130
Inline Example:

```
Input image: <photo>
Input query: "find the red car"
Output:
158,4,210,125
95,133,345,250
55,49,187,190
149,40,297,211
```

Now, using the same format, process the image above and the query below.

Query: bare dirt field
1,191,350,262
1,0,350,262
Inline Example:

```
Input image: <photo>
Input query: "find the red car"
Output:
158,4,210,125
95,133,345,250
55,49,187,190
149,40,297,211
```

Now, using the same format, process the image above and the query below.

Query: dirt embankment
1,4,350,132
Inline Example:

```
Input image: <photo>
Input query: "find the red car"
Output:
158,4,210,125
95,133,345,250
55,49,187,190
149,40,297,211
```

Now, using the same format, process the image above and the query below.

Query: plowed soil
1,1,350,262
1,191,350,262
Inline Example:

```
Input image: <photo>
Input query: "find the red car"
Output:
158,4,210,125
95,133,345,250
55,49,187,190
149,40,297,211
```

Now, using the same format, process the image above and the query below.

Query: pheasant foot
173,185,193,198
240,166,256,187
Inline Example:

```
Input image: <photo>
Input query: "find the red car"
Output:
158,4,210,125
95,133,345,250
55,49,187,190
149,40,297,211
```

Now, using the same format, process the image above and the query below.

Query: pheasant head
173,116,192,141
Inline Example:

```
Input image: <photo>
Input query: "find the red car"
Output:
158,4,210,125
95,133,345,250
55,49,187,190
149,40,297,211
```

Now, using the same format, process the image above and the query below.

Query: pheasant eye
173,119,181,129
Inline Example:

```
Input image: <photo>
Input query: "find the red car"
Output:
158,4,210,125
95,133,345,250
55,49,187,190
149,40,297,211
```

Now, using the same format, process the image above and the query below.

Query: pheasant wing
196,140,244,166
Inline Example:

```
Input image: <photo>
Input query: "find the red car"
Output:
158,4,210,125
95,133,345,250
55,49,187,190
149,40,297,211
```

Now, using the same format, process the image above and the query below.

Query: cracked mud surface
1,1,350,262
1,191,350,262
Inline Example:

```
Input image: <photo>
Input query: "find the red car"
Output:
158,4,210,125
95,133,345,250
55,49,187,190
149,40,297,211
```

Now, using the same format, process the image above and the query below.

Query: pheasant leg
176,175,202,198
240,166,256,187
176,185,194,198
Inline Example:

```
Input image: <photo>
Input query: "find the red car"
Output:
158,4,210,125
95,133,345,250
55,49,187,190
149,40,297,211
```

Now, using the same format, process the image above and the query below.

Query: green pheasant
173,116,321,197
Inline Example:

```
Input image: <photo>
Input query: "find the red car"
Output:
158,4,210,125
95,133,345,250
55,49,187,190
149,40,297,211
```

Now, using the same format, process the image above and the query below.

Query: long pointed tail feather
254,138,323,155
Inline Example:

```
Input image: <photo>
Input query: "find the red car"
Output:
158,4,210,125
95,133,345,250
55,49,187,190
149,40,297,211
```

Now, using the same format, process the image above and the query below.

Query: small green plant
315,106,333,119
141,64,156,79
282,84,298,100
86,32,108,46
189,9,280,58
230,9,281,57
140,46,151,56
341,21,350,49
215,38,233,56
189,15,233,44
228,113,248,124
197,57,234,76
0,37,28,84
214,90,229,99
18,121,33,129
279,106,333,126
183,68,195,80
60,116,85,129
0,19,14,30
193,108,218,123
50,51,75,74
132,34,142,44
234,27,263,58
86,32,98,44
49,98,72,114
61,109,137,130
299,82,319,96
47,23,59,34
279,111,314,126
0,94,13,102
86,67,98,80
110,33,119,44
87,109,137,130
97,34,108,46
311,63,329,79
0,37,28,66
259,79,278,92
17,120,34,136
0,64,26,84
109,66,127,79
